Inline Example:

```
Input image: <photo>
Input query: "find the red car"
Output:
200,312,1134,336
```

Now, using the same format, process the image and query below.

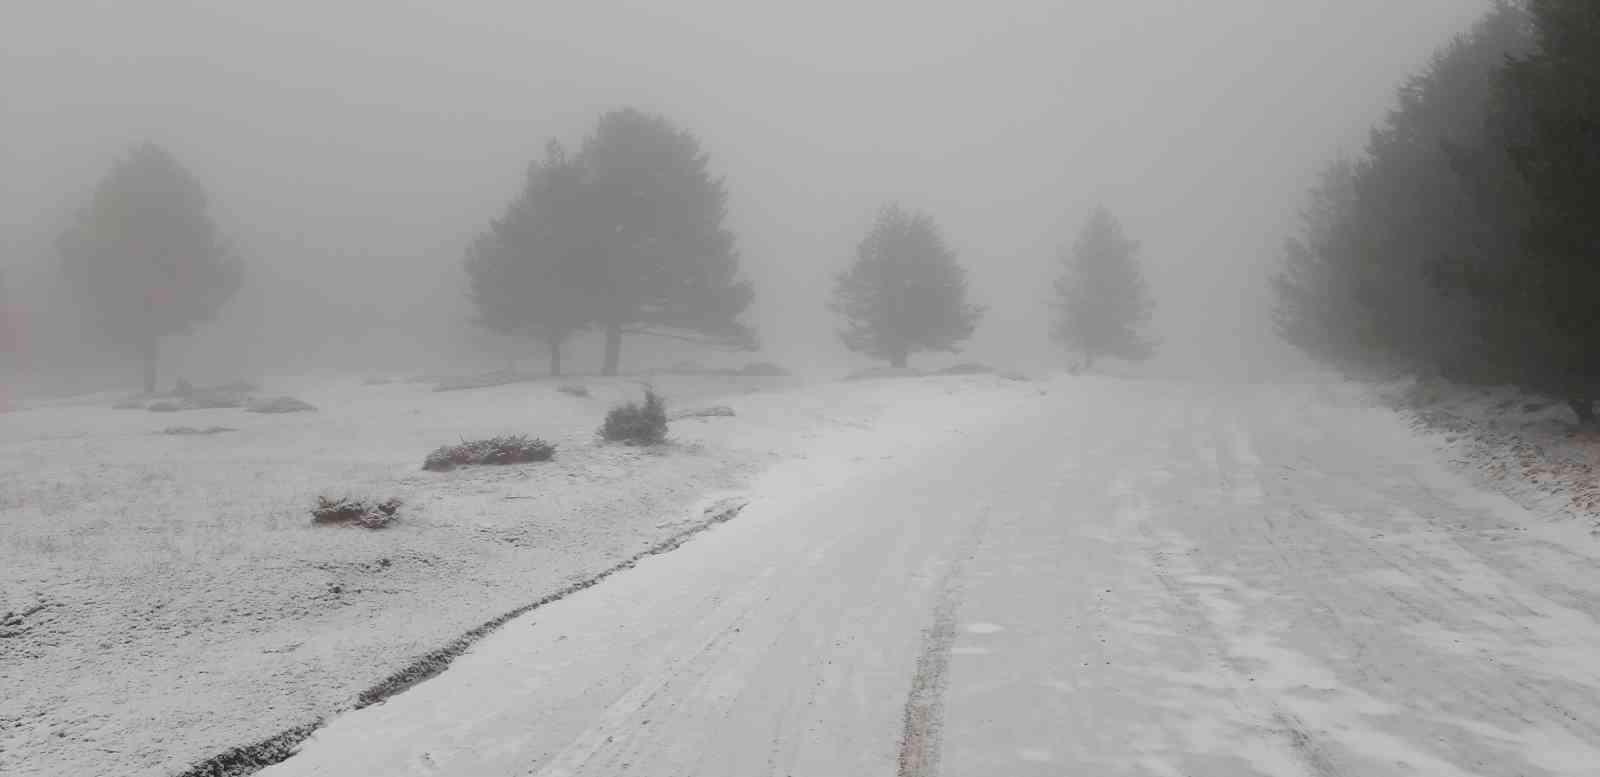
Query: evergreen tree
1272,2,1535,381
464,141,594,375
56,144,242,393
830,204,982,368
1052,207,1154,369
1271,159,1374,366
569,109,755,375
1457,0,1600,422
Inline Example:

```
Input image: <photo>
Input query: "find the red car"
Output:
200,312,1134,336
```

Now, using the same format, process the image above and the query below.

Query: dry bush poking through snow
162,426,237,436
247,396,316,414
423,435,556,471
311,496,402,529
600,389,669,445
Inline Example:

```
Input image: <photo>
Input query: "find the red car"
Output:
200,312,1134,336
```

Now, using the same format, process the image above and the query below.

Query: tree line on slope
1273,0,1600,424
36,109,1158,391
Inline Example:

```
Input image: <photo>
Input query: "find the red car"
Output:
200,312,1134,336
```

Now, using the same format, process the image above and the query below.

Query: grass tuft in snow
311,496,402,529
422,435,556,471
246,396,317,414
600,389,669,445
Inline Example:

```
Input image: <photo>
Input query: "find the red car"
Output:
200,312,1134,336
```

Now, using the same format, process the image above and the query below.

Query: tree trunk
549,340,563,377
602,322,622,377
1569,395,1596,427
141,337,159,395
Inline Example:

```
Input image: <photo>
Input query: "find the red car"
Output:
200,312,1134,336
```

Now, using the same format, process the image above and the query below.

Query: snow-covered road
263,377,1600,777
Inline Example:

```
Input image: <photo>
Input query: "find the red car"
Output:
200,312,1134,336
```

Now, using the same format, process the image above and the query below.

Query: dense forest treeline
1273,0,1600,423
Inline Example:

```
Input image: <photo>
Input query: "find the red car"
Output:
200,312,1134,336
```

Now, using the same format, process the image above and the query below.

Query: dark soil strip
173,497,749,777
172,722,322,777
896,510,990,777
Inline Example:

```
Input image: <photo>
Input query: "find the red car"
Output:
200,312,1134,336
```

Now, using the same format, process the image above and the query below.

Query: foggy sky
3,0,1487,377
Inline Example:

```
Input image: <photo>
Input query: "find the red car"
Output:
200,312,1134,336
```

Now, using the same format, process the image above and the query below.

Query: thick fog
3,0,1486,382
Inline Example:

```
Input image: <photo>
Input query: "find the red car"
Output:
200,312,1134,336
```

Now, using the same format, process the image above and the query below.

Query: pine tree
56,144,242,393
1271,3,1535,381
830,204,982,368
569,109,755,375
465,141,595,376
1477,0,1600,422
1051,207,1154,370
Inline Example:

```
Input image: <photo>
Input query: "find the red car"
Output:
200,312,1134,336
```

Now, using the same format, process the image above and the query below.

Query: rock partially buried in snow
246,396,317,414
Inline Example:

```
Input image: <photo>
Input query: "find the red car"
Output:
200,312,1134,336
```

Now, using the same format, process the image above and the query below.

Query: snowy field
0,370,1036,777
251,376,1600,777
9,371,1600,777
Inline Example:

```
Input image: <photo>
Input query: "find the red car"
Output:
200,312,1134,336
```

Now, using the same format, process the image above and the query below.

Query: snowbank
1372,377,1600,528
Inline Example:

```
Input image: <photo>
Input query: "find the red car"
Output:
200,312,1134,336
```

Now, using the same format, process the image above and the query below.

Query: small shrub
311,496,401,529
163,426,237,436
557,383,590,398
600,389,669,445
247,396,316,414
187,390,246,409
844,366,926,381
423,435,556,471
1401,379,1444,408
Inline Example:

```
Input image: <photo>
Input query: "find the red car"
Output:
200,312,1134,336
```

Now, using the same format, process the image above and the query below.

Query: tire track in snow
174,497,750,777
896,505,992,777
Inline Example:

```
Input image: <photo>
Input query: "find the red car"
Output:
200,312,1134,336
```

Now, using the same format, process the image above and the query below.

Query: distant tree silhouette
830,204,982,368
0,268,14,370
464,141,595,376
1051,207,1154,370
56,144,242,393
568,109,755,375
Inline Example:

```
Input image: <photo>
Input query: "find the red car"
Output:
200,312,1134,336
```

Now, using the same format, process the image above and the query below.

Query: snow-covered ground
1375,378,1600,526
11,372,1600,777
0,371,1036,777
248,376,1600,777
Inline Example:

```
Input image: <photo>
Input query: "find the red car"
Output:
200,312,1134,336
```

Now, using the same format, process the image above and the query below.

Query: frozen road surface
264,377,1600,777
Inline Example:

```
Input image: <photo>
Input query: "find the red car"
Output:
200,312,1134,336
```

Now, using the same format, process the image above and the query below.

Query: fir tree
464,141,594,375
570,109,755,375
1051,207,1154,370
56,144,242,393
830,204,982,368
